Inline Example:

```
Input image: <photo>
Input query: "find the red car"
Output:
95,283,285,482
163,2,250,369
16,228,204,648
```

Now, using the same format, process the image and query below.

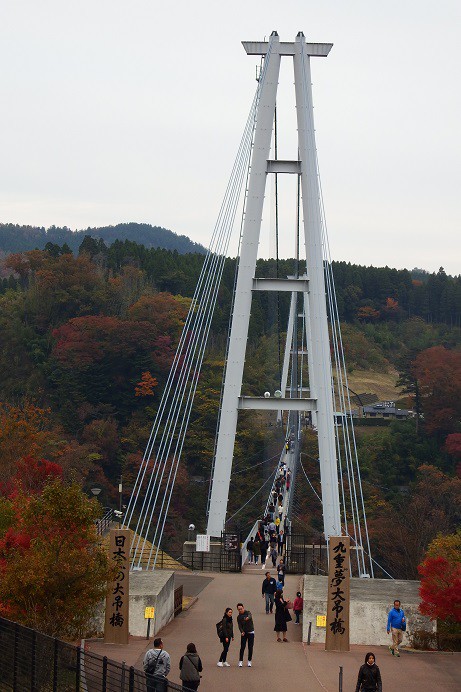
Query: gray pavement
86,568,460,691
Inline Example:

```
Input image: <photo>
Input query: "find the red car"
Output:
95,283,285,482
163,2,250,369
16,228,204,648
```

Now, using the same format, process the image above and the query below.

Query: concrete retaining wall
302,575,435,646
91,570,175,637
129,570,175,636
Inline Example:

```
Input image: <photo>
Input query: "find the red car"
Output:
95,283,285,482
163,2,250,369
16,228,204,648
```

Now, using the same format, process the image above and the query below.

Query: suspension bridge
123,31,374,578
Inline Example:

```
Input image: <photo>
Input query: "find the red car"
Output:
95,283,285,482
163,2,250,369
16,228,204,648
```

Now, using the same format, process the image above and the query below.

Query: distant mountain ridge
0,222,207,255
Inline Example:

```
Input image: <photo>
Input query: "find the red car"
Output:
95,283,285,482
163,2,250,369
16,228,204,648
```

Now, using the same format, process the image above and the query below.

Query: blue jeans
265,592,274,613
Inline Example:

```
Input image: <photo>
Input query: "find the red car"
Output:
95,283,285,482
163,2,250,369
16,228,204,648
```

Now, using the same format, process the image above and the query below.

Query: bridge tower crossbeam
207,32,341,541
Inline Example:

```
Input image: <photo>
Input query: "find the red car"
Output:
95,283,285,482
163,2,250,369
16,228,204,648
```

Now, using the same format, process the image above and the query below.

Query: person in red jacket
293,591,303,624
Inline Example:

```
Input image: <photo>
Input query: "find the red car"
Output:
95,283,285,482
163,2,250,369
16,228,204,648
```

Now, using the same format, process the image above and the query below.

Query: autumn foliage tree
371,465,461,579
418,531,461,623
51,315,175,426
0,476,114,639
412,346,461,437
135,371,159,397
0,402,53,482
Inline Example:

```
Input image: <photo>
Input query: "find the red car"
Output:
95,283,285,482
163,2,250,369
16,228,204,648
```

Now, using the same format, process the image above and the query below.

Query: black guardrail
0,617,194,691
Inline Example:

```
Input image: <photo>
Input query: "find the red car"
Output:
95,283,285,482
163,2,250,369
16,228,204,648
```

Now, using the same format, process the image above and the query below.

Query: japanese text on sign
104,529,131,645
325,536,350,652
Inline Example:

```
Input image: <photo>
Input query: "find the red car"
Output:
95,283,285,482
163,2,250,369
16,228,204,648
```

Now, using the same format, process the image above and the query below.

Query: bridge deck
87,570,459,690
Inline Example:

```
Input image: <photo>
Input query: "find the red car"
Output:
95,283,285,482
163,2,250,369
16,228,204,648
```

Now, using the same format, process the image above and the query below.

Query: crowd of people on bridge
246,460,292,571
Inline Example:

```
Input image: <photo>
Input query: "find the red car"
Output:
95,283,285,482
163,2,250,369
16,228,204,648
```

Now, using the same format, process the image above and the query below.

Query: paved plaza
87,569,460,690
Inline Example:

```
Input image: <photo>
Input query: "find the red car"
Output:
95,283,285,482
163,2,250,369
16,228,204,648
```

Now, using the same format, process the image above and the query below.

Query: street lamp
91,487,102,498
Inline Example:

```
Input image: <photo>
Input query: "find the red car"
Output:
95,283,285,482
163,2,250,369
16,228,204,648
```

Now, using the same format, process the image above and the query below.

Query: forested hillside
0,221,206,258
0,237,460,585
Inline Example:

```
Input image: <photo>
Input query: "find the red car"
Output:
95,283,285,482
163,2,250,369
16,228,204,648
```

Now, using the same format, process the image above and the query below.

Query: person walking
246,537,254,564
274,589,291,642
253,537,261,565
387,599,406,657
179,643,202,691
270,545,278,567
277,558,285,586
277,530,284,555
260,537,268,568
236,602,255,667
355,652,382,692
293,591,303,624
143,638,171,692
261,571,277,614
217,607,234,667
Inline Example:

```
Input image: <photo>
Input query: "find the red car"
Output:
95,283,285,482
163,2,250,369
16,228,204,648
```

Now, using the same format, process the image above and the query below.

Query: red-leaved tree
418,531,461,623
0,478,114,638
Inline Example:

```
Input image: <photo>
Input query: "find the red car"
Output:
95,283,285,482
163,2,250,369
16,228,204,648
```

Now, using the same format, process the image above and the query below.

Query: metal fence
0,617,193,691
95,508,114,537
285,535,327,574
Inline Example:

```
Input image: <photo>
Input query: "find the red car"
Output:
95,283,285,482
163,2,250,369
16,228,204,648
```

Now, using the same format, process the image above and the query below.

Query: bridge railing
95,507,114,536
240,449,293,566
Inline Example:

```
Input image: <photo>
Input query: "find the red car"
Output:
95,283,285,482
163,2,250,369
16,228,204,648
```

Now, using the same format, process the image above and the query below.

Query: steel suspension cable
126,35,279,567
298,42,372,575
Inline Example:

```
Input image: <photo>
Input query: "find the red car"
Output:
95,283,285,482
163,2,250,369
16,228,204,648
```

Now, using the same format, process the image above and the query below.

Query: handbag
401,619,406,632
146,651,162,676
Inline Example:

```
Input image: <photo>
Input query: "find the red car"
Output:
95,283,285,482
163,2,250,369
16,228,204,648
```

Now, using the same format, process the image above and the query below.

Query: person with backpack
179,642,202,691
143,638,171,692
355,652,382,692
217,607,234,667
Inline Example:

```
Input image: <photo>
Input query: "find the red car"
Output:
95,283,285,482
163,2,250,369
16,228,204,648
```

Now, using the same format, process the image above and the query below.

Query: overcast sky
1,1,460,275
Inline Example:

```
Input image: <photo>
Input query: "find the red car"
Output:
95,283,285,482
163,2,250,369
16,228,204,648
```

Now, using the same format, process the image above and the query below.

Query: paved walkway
87,568,460,691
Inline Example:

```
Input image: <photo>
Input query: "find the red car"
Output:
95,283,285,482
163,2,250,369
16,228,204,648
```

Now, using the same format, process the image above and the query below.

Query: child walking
293,591,303,624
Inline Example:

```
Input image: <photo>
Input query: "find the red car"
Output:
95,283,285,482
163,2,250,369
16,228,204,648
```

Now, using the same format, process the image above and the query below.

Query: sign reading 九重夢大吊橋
104,529,131,644
325,536,350,652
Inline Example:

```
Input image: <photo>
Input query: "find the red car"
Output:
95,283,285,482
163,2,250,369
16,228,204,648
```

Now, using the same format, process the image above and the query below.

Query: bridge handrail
95,507,114,536
241,449,293,565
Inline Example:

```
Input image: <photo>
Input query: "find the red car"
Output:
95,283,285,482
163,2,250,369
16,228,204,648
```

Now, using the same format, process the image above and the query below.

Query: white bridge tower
206,32,342,541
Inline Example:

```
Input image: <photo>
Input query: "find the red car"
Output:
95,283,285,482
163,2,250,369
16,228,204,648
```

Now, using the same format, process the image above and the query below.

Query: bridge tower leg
206,32,341,541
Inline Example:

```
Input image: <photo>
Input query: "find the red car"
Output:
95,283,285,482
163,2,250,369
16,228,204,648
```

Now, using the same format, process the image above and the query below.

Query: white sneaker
247,661,252,667
238,661,243,667
223,662,230,667
217,662,223,667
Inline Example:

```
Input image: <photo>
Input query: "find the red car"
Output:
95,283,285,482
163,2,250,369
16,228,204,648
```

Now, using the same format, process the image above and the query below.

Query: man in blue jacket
387,599,406,657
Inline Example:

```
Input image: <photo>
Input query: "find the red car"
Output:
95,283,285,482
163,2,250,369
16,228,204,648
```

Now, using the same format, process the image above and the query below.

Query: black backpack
216,619,224,640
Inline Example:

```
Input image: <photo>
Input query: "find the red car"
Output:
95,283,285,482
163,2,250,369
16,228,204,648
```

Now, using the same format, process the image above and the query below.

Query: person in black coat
217,607,234,666
273,589,291,642
355,652,382,692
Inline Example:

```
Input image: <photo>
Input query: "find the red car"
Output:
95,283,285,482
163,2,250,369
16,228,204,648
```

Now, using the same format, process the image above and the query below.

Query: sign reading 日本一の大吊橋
325,536,350,652
104,529,131,644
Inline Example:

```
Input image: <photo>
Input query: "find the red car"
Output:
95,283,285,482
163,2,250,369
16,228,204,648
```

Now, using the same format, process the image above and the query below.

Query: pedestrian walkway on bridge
87,570,459,691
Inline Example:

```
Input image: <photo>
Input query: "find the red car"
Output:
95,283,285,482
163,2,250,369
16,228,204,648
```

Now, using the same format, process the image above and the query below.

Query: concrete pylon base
302,575,435,646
